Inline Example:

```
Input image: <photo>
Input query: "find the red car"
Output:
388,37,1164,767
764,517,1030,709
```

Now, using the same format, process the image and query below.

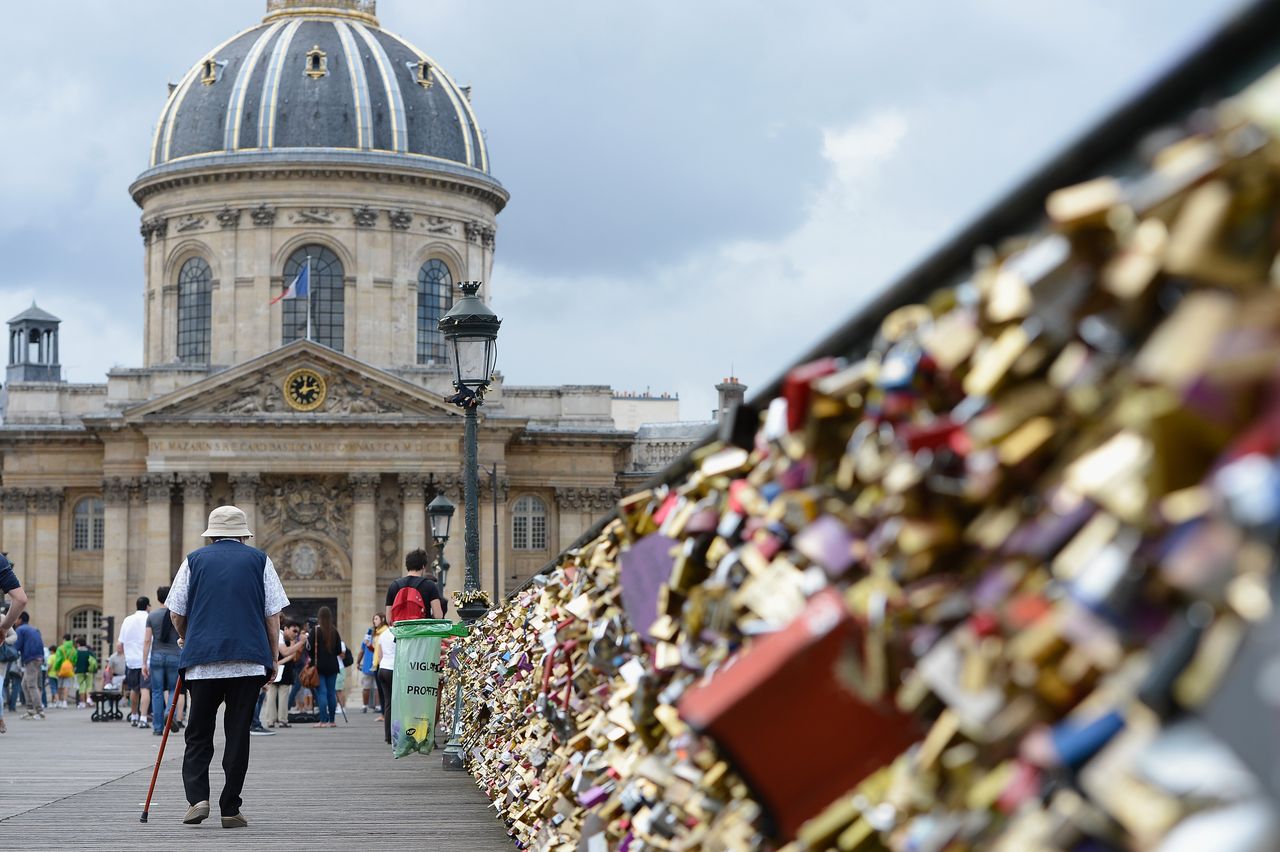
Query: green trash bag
389,619,468,758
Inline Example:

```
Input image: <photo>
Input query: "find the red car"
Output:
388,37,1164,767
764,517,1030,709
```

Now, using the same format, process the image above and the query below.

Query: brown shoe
221,813,248,829
183,801,210,825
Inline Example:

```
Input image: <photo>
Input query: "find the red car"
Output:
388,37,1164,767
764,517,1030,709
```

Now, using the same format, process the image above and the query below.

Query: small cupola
7,302,63,383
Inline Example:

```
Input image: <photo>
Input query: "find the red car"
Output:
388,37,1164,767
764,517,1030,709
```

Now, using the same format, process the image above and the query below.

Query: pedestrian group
0,505,450,829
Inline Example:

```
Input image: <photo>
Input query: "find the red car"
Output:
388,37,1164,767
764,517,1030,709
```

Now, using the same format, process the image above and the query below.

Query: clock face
283,368,327,411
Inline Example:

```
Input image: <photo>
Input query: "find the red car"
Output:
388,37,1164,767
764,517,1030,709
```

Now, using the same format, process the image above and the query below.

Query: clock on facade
283,368,327,411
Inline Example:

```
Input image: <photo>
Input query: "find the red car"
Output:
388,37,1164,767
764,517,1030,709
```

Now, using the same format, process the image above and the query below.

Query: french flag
270,262,310,304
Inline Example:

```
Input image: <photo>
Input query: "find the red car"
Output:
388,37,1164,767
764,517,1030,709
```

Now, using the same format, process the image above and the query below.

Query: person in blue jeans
358,614,382,712
304,606,343,727
4,667,20,712
142,585,183,735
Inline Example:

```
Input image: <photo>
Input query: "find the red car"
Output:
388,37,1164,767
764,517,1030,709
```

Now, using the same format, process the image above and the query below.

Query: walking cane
140,672,184,823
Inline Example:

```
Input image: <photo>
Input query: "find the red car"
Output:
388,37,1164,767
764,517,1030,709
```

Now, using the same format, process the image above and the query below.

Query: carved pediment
202,368,405,416
125,341,456,421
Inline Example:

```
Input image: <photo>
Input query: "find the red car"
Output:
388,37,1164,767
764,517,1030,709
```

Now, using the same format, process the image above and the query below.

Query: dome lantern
264,0,378,25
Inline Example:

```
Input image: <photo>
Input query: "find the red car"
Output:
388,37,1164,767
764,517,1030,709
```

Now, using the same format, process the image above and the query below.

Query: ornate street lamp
438,281,501,771
427,493,455,589
440,281,501,406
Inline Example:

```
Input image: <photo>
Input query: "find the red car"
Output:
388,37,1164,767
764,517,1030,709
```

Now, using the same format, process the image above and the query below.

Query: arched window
68,607,103,650
417,259,454,364
177,257,212,363
512,495,547,551
282,245,345,351
72,497,105,551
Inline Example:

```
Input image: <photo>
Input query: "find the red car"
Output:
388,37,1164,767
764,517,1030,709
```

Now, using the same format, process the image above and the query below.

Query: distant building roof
635,421,713,440
8,303,60,324
612,390,679,400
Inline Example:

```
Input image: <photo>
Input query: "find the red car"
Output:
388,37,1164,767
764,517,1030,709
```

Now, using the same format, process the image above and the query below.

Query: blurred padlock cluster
450,42,1280,852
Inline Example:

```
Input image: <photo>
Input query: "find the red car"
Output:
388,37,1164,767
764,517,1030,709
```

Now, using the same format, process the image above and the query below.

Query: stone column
144,474,173,600
31,488,63,637
582,487,621,539
555,488,588,555
180,473,211,558
555,487,621,560
101,477,134,636
399,473,426,564
349,474,379,640
160,280,179,364
1,488,29,619
230,473,261,534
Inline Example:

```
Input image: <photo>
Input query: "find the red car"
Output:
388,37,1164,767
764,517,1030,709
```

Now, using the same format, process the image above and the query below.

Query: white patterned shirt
166,546,289,681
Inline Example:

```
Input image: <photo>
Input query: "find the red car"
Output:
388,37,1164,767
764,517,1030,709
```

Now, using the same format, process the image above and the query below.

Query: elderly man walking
166,506,287,829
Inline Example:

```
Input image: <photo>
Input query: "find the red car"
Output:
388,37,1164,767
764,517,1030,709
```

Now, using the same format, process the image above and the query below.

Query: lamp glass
451,334,496,389
427,494,455,541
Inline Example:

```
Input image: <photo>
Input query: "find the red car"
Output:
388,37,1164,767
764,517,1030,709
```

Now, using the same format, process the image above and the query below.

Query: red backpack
389,577,429,624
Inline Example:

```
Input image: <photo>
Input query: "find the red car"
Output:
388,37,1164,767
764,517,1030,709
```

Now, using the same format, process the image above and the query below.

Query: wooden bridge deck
0,697,511,850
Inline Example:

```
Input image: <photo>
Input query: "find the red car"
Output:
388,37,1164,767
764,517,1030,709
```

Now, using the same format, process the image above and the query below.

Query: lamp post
437,280,501,771
427,493,455,590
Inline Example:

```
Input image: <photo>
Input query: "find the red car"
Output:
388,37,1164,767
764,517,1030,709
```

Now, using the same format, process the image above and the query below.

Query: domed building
136,0,504,368
0,0,715,643
134,0,503,369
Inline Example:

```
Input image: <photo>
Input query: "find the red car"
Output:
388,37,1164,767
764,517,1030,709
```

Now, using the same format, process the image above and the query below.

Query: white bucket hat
202,505,254,538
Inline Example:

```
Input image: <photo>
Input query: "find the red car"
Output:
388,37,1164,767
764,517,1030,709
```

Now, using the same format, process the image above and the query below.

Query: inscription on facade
150,438,455,456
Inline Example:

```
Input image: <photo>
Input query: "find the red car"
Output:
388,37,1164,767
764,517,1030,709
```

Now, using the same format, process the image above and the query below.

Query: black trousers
182,675,265,815
377,669,393,744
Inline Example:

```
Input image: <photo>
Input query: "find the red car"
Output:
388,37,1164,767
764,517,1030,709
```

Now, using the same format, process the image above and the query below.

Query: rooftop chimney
714,376,747,421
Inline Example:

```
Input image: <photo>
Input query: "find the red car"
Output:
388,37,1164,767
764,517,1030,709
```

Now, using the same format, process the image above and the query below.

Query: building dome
147,0,489,176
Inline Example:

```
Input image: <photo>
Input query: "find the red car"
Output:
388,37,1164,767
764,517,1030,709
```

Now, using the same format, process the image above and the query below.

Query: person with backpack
142,585,183,735
48,643,68,708
73,636,98,708
53,633,76,708
384,549,444,625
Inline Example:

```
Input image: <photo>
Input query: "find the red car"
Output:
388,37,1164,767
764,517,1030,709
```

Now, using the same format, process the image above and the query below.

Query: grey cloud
0,0,1238,419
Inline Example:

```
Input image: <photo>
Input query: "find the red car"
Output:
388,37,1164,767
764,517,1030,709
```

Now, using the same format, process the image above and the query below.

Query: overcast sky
0,0,1235,420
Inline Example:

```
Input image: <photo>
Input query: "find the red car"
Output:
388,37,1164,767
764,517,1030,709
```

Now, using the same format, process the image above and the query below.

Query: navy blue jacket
15,623,43,663
178,540,275,674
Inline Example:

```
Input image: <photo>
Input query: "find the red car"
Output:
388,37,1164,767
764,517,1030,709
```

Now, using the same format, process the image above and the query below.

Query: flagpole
305,256,313,342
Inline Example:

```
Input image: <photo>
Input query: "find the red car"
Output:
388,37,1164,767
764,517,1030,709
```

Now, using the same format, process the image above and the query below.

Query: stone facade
131,169,500,373
0,342,656,642
0,0,709,643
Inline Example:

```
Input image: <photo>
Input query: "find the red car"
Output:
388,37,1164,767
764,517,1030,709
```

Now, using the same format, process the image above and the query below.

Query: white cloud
822,111,908,187
494,109,921,419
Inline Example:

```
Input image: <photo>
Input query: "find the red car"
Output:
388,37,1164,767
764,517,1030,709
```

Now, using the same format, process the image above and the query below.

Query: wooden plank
0,698,512,850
